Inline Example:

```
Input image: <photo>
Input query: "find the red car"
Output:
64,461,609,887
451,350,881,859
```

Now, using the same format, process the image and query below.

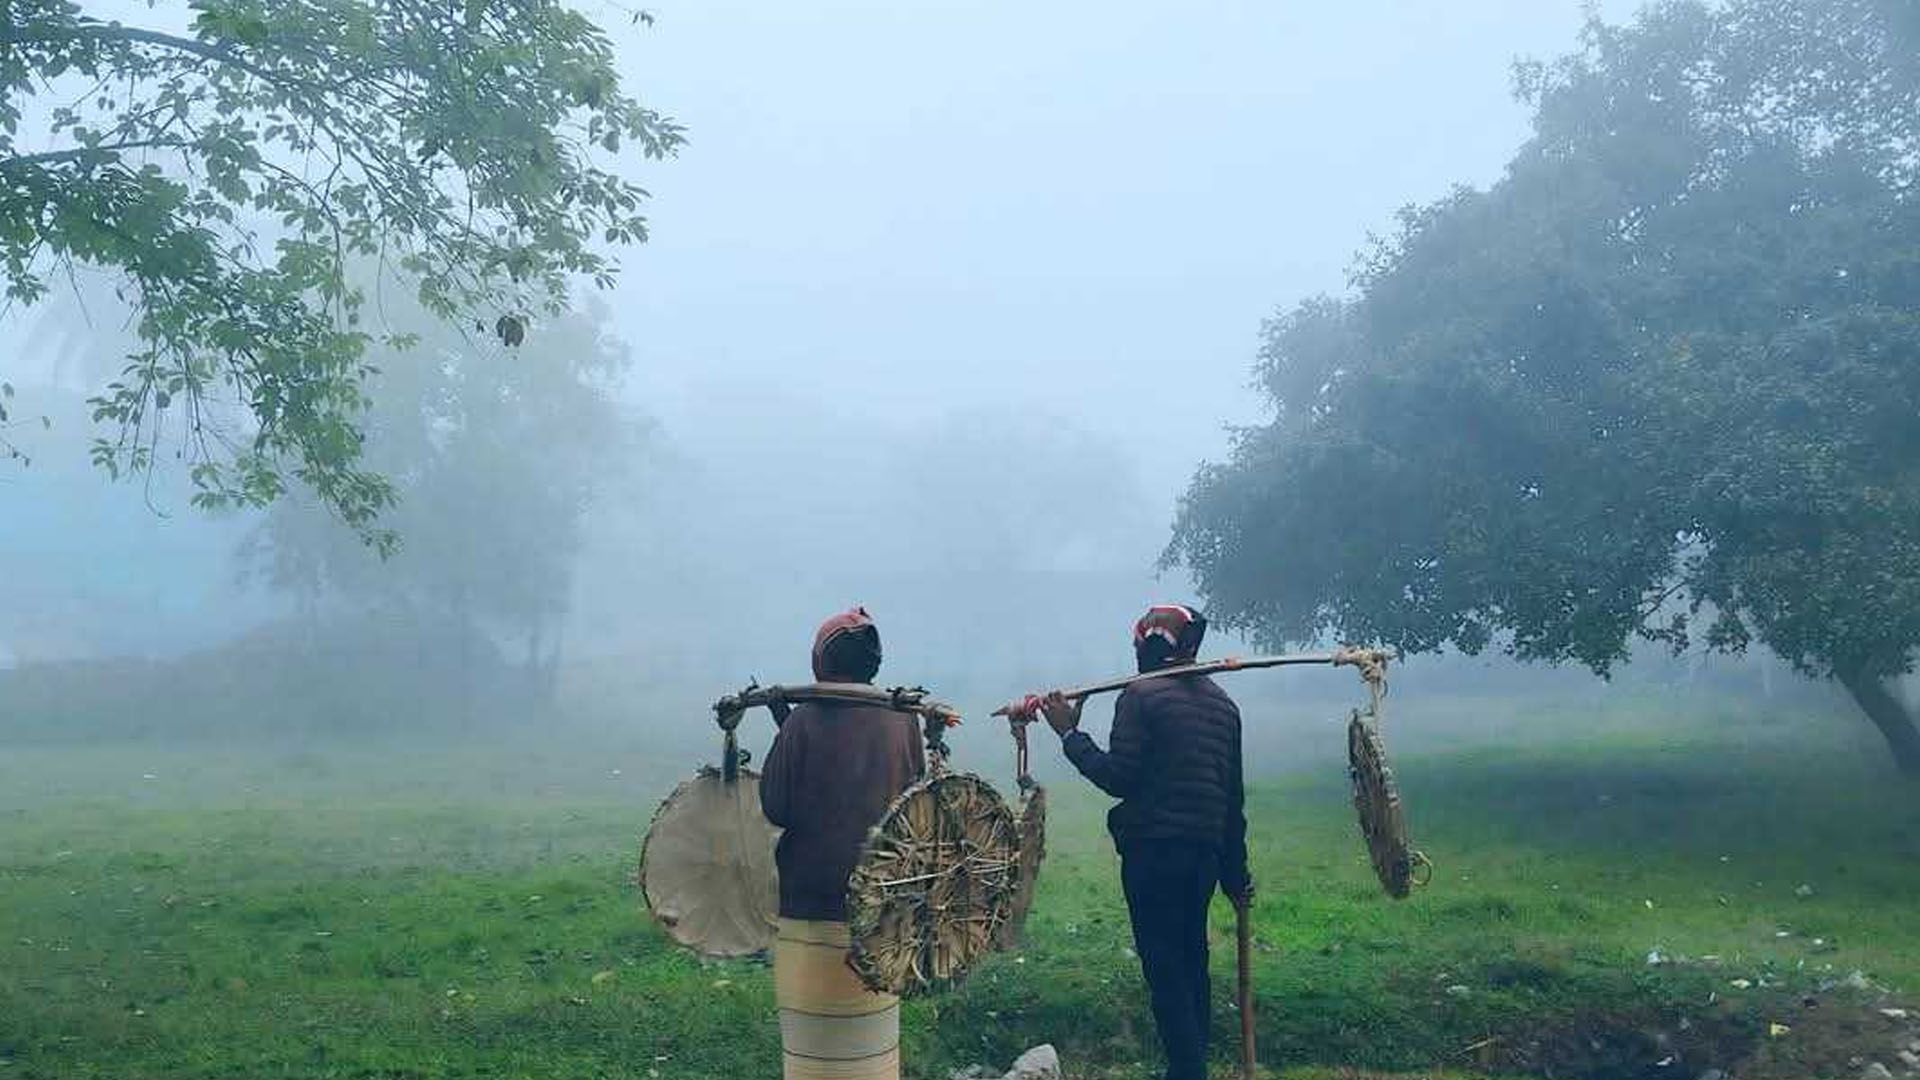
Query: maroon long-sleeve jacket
757,610,926,921
759,700,924,920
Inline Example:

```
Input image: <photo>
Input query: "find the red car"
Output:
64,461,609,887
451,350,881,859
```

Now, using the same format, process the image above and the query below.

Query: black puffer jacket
1062,674,1249,890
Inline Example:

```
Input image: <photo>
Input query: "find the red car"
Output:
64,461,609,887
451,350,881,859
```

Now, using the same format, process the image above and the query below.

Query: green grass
3,707,1919,1080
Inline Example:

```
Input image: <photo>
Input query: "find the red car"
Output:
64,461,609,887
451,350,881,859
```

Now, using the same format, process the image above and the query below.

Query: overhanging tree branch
3,1,681,537
0,139,195,171
9,23,282,85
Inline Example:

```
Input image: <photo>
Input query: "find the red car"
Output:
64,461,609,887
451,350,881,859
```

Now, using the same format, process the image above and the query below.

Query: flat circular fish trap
992,785,1048,950
638,767,781,957
1347,714,1428,899
846,772,1019,996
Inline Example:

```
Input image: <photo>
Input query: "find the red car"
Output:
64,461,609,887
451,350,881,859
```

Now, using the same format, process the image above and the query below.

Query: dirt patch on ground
1732,993,1920,1080
1483,988,1919,1080
1488,1003,1756,1079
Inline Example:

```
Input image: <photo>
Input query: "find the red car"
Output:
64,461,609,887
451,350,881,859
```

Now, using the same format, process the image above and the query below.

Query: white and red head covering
1133,604,1207,671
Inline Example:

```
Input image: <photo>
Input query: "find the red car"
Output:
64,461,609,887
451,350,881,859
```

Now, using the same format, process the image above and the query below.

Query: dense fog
1,0,1892,771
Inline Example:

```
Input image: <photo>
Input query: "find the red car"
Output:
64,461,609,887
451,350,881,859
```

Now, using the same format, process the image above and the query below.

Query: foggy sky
611,0,1633,502
574,0,1635,669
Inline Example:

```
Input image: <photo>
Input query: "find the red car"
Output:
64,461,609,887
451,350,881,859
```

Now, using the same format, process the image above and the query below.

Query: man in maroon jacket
759,608,924,1080
1041,604,1253,1080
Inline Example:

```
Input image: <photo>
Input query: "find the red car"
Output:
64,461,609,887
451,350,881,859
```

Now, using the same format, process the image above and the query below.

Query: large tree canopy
1,0,679,541
1168,0,1920,771
238,276,640,706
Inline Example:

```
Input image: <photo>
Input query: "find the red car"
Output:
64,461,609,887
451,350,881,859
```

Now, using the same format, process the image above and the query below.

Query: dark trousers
1121,841,1219,1080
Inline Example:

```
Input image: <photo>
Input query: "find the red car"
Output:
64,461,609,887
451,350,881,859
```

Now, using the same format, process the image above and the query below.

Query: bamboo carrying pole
712,681,964,778
714,681,963,726
991,647,1390,719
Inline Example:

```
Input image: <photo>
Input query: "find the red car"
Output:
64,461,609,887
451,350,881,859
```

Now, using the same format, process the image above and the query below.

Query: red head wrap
812,607,881,681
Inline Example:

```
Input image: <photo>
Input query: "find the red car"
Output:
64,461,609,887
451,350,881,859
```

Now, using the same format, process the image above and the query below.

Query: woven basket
992,785,1047,950
1347,713,1425,899
638,767,781,957
845,772,1019,996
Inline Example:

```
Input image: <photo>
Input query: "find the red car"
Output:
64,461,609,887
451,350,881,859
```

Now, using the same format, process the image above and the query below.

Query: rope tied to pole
1011,719,1033,792
1331,644,1391,704
922,709,953,772
715,688,749,783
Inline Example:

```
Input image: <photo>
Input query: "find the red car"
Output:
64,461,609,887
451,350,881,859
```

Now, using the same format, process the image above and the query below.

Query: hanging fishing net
638,767,781,957
993,783,1048,950
1347,712,1428,899
846,772,1019,996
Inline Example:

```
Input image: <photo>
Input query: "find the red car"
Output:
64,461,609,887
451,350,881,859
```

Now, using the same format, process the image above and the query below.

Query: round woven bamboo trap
638,768,781,957
845,772,1019,996
1347,713,1428,899
992,785,1048,950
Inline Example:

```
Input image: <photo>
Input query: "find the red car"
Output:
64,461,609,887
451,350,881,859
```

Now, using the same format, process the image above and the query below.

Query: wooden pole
991,647,1389,719
713,681,962,726
1236,896,1257,1079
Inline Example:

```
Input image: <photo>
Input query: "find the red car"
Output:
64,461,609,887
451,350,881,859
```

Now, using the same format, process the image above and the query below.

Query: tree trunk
542,621,565,703
1838,667,1920,777
454,588,476,726
298,591,319,655
525,617,546,705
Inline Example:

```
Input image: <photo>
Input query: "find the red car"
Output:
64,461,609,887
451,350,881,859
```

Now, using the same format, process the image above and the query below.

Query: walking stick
1235,896,1257,1079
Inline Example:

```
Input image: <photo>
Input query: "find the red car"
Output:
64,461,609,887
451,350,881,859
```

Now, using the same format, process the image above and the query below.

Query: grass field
4,695,1920,1080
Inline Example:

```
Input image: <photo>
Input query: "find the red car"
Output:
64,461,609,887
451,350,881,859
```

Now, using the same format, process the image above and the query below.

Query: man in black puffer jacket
1040,604,1252,1080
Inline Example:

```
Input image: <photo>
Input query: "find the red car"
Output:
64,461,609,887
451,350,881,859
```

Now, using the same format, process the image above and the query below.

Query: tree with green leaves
239,279,640,706
1168,0,1920,772
1,0,679,542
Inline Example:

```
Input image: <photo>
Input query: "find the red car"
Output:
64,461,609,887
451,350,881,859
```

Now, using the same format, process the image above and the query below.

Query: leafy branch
1,0,683,540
